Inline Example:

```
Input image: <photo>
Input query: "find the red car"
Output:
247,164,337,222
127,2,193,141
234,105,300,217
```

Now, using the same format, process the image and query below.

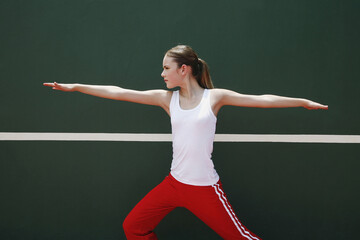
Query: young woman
44,45,328,240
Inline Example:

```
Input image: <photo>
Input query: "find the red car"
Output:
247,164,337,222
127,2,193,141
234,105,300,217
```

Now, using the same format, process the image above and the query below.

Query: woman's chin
165,82,179,89
165,83,173,89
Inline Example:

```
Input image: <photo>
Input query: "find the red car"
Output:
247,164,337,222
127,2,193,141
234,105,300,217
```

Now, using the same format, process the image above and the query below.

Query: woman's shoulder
161,90,177,105
209,88,240,97
209,88,234,92
208,88,242,107
208,88,228,100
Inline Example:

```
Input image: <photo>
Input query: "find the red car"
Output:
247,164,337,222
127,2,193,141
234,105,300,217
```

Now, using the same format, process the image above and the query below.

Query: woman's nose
161,71,165,78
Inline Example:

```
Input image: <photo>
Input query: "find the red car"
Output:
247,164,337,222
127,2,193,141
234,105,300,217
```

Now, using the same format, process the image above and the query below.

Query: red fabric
123,174,261,240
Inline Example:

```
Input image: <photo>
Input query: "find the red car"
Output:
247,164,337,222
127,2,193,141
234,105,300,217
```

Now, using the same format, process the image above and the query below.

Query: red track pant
123,174,261,240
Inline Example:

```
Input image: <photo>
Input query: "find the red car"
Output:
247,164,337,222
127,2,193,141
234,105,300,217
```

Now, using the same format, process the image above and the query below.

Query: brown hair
166,45,214,89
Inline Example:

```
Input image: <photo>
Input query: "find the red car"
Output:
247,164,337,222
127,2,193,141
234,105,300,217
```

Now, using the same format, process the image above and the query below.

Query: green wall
1,0,359,239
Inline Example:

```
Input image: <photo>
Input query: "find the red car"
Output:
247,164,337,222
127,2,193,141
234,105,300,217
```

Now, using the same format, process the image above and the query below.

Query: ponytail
198,58,214,89
166,45,214,89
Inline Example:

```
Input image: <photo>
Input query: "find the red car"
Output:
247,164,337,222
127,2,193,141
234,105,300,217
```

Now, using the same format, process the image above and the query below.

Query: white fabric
169,89,220,186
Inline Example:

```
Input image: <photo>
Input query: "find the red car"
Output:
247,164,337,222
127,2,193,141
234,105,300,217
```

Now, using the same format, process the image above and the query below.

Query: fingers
304,100,328,110
316,103,328,110
43,82,62,90
43,82,59,86
308,104,328,110
43,82,55,87
53,82,59,89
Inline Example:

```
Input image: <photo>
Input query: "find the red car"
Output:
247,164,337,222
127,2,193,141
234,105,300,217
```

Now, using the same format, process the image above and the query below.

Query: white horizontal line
0,132,359,143
0,133,172,142
214,134,360,143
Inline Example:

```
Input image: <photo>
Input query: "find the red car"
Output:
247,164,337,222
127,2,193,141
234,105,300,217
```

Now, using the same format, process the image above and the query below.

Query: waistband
168,172,221,188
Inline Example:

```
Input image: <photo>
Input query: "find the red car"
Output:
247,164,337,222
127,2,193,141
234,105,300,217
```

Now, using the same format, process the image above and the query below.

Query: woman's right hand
43,82,77,92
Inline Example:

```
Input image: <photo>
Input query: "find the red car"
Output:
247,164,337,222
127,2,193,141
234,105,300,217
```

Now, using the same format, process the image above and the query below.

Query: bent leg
123,176,179,240
184,181,262,240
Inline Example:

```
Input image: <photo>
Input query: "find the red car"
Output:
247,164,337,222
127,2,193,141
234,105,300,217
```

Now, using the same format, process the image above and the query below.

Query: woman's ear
180,64,188,75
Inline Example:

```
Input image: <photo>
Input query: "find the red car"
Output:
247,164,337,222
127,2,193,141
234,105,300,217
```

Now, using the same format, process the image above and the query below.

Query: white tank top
169,89,220,186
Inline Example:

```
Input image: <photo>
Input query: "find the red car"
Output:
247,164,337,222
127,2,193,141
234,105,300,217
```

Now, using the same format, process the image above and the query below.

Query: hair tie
197,58,203,74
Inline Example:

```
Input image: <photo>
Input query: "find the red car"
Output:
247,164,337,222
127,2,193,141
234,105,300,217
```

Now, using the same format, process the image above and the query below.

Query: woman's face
161,55,182,89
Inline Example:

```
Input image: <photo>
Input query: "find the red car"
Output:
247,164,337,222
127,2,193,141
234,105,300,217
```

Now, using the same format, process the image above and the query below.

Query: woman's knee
123,214,158,239
123,214,134,233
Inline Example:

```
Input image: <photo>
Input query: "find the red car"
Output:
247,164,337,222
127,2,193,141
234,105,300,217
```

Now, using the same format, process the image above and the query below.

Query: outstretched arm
212,89,328,112
43,82,172,114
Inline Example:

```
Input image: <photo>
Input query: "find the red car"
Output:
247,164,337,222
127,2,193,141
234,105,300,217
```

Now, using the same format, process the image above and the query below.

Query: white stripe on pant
213,183,260,240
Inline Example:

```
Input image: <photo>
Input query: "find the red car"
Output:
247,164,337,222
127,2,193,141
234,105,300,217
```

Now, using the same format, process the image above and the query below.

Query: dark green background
1,0,359,239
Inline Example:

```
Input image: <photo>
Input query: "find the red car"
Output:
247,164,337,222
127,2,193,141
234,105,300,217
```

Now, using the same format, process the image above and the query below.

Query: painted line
0,132,359,143
214,134,360,143
0,133,171,142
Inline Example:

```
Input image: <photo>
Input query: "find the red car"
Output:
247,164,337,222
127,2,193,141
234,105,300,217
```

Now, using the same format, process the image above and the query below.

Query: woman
44,45,328,240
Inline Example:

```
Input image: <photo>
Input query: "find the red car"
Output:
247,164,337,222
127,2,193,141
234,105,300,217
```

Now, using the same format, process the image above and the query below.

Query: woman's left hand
305,101,328,110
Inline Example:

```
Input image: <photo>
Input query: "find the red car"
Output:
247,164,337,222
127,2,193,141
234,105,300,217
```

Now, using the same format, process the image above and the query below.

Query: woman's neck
179,76,204,99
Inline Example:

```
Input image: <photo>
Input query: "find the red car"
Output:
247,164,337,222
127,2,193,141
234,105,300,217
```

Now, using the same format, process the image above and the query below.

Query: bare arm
212,89,328,113
43,82,172,114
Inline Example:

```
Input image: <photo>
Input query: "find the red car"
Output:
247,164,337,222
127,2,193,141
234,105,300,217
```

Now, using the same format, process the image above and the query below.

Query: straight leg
183,181,262,240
